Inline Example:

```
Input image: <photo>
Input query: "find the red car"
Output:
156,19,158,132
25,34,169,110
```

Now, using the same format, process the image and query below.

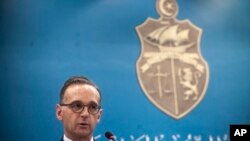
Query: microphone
105,131,116,141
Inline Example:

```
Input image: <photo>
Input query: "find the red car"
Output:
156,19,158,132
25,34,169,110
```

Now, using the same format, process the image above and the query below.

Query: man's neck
64,134,94,141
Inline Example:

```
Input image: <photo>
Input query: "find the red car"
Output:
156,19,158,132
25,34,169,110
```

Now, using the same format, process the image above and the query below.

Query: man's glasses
60,101,101,114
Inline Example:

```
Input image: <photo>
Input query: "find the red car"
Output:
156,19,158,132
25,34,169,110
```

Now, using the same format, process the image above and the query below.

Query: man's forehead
66,83,97,92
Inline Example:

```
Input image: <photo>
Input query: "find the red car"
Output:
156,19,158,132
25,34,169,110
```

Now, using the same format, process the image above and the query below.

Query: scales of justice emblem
136,0,209,119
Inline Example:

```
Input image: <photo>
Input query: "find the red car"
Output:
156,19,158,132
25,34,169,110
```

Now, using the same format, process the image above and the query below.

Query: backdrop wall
1,0,250,140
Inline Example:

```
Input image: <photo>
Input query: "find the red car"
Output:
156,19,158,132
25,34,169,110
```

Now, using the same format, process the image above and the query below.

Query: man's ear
97,109,103,123
56,104,63,121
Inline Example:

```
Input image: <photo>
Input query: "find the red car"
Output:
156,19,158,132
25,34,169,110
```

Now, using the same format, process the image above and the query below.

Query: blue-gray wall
1,0,250,140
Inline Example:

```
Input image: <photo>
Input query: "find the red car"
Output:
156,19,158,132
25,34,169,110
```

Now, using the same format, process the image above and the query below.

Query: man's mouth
79,122,89,127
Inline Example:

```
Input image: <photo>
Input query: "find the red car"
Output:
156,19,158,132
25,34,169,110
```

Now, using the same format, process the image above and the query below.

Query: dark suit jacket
60,137,95,141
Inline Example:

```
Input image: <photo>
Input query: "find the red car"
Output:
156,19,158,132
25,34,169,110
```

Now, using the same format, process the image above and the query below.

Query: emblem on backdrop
136,0,209,119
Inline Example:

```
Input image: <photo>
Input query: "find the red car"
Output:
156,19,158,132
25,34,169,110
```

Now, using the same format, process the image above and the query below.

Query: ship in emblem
136,0,209,119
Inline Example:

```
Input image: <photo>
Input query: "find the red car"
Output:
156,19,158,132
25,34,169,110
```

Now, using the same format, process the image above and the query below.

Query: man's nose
80,106,89,116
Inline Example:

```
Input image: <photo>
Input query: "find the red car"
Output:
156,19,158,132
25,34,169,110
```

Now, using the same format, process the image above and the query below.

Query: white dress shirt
63,134,94,141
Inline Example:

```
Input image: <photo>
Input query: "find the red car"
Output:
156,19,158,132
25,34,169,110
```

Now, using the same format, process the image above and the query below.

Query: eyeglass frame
59,101,101,115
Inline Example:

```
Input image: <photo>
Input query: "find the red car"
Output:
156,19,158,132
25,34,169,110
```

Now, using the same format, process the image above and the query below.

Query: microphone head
105,131,114,140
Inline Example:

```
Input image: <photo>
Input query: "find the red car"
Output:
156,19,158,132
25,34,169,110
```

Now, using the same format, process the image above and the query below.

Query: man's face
56,84,102,140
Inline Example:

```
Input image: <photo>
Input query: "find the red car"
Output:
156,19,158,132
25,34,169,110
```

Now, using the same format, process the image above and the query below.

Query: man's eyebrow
68,100,82,104
69,100,98,105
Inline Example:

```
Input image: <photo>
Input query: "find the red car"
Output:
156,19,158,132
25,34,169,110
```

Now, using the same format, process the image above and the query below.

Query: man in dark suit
56,76,102,141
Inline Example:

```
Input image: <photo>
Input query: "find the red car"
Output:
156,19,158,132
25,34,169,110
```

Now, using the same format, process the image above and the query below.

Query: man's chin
76,129,91,138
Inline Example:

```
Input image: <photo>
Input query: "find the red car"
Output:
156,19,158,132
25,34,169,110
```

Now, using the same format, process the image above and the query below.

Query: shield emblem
136,0,209,119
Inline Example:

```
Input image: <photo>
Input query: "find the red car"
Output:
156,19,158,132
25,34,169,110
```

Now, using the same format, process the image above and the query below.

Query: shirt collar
63,134,94,141
63,135,72,141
